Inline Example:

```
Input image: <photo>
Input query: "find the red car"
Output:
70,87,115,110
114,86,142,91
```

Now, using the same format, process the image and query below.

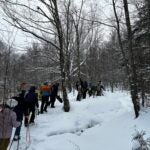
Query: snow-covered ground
11,91,150,150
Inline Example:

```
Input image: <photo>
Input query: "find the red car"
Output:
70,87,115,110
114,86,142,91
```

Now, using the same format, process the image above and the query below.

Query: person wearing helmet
0,99,20,150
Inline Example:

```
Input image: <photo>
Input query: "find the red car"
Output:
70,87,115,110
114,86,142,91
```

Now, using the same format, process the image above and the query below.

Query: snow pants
24,104,36,126
50,95,56,107
0,138,10,150
15,122,22,136
40,96,49,113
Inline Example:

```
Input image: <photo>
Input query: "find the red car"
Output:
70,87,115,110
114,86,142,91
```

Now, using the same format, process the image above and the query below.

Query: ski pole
26,126,31,144
16,138,20,150
35,107,39,126
8,127,17,150
8,139,14,150
25,126,31,150
26,112,32,143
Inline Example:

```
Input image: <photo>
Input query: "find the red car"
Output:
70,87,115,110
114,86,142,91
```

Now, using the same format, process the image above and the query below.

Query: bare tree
112,0,140,117
123,0,139,118
1,0,71,111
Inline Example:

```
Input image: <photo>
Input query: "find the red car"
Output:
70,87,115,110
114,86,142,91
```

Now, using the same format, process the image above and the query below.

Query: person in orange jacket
40,82,51,113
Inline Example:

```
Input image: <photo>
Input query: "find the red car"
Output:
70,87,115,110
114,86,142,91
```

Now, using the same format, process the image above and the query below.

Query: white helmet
6,99,18,108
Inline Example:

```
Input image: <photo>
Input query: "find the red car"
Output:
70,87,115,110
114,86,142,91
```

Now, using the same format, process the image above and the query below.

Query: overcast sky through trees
0,0,114,53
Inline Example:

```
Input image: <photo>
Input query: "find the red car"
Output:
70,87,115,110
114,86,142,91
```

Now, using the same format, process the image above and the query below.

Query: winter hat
6,99,18,108
29,86,36,92
44,82,48,85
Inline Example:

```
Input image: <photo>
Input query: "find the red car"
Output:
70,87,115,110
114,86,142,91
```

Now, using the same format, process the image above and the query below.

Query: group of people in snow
76,79,105,101
0,79,104,150
0,81,62,150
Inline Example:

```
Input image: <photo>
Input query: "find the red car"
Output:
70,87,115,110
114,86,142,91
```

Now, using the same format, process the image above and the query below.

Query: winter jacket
35,89,42,100
82,81,88,90
24,87,39,116
0,107,20,139
96,83,105,96
13,90,26,121
25,87,39,108
97,84,105,91
51,83,59,97
40,85,51,96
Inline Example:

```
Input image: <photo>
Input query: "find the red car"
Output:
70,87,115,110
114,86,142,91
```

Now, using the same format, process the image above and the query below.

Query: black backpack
24,92,35,103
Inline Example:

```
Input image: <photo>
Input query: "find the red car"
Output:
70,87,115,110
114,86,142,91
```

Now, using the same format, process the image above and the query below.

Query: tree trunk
76,26,81,79
54,1,70,112
123,0,139,118
65,0,72,93
112,0,140,118
110,82,114,93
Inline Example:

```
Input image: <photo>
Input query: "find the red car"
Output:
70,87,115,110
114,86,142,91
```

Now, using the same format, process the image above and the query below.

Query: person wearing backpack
96,80,105,96
50,83,59,108
0,99,20,150
24,86,39,126
40,82,51,113
12,90,26,141
76,80,82,101
81,80,88,99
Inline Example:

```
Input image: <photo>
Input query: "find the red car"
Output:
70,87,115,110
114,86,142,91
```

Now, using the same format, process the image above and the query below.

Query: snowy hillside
11,91,150,150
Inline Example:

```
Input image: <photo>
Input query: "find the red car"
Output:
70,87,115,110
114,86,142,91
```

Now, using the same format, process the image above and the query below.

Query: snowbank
11,91,150,150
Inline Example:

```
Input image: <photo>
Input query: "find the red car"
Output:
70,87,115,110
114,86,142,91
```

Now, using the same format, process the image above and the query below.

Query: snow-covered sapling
132,130,150,150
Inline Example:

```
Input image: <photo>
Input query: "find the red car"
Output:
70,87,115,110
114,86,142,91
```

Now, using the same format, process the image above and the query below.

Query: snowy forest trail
11,91,150,150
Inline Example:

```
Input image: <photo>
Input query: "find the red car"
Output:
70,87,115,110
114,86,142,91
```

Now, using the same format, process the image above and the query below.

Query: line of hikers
76,79,105,101
0,82,62,150
0,79,105,150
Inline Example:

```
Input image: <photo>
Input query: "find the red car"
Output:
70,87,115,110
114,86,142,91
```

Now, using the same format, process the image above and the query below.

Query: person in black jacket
24,86,39,126
77,78,88,100
50,83,59,108
81,80,88,99
76,80,82,101
12,90,26,141
96,81,105,96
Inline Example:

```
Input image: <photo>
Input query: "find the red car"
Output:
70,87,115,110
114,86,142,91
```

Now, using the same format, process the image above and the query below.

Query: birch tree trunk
53,1,70,112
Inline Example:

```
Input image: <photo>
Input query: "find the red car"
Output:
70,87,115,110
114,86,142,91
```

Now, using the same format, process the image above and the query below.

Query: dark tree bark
112,0,140,118
52,1,70,112
1,0,70,112
123,0,139,118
